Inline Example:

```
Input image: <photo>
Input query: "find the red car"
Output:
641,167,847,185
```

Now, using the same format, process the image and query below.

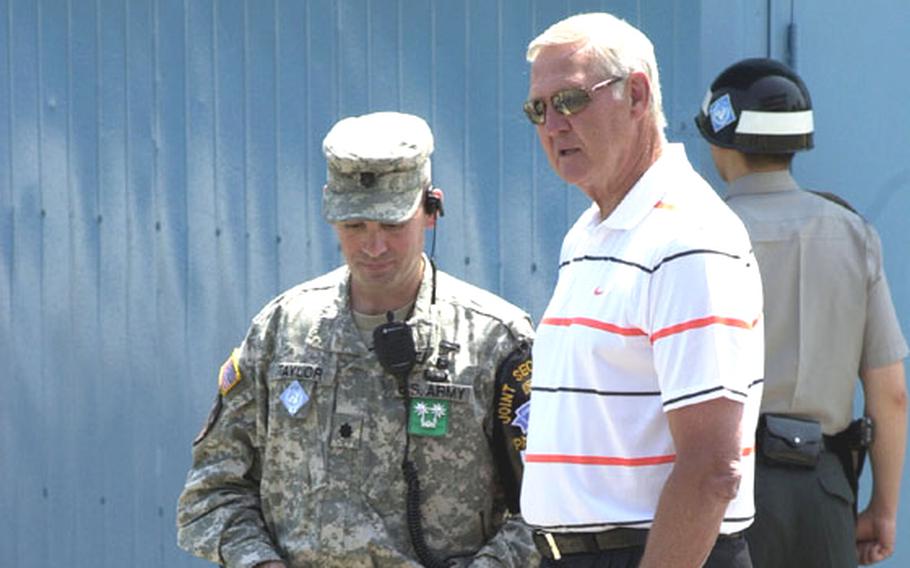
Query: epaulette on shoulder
808,190,860,216
250,266,345,325
433,271,532,336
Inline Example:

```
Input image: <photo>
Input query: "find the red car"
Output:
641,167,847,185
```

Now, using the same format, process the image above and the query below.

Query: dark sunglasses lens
554,88,591,115
523,99,546,124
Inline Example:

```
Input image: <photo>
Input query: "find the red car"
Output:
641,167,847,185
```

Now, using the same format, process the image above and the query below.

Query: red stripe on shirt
525,453,676,466
541,317,647,337
525,447,755,466
651,316,758,343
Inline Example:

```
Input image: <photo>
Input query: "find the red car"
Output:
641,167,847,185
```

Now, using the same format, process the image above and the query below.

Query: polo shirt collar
727,170,799,198
596,143,684,231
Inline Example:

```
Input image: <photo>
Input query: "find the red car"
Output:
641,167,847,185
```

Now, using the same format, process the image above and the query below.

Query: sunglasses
523,75,626,125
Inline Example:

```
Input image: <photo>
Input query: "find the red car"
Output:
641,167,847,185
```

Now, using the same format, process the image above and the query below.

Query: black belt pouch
758,414,822,468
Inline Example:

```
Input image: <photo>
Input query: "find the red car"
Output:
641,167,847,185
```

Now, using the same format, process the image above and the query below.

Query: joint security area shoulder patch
218,349,243,396
492,342,533,513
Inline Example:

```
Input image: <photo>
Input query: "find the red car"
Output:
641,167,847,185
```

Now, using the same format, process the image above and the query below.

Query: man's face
528,43,636,195
334,207,431,298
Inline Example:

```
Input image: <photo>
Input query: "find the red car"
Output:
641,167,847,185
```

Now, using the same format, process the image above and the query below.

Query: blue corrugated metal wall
1,1,907,566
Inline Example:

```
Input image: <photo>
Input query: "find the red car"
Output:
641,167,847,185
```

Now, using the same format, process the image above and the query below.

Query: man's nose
362,230,388,257
543,106,571,133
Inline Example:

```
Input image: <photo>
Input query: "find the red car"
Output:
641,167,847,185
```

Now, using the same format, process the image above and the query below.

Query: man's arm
177,350,284,567
856,361,908,565
639,397,744,568
466,338,538,567
465,514,540,568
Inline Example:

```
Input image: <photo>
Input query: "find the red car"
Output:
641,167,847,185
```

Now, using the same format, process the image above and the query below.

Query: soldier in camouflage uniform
176,112,538,568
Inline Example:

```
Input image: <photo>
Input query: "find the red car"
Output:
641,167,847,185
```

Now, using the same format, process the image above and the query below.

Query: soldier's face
334,208,431,302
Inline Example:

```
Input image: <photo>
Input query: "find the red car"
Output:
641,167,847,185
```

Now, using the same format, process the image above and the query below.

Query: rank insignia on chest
408,398,450,437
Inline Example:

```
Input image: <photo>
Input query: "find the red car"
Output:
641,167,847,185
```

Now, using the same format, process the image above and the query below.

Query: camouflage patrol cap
322,111,434,223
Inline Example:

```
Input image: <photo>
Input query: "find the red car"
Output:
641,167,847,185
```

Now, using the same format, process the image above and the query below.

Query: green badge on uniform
408,398,450,437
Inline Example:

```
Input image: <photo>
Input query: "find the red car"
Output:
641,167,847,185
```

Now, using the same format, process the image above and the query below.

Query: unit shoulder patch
492,341,533,513
218,349,243,396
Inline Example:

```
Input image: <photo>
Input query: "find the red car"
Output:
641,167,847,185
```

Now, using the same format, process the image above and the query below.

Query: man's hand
856,504,897,564
857,361,907,565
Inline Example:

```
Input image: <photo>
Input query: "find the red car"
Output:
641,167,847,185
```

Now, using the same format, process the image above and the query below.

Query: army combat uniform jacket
177,258,537,567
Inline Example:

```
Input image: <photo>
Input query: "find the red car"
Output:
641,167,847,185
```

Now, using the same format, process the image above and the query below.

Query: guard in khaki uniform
176,112,538,568
696,58,909,567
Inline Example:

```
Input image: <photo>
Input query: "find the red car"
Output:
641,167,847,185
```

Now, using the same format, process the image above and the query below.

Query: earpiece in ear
423,188,444,217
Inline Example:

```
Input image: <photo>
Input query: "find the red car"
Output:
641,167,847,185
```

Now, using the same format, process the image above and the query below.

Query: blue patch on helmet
709,93,736,132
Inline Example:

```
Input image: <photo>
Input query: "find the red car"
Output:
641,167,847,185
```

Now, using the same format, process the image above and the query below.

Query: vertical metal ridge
242,0,250,315
462,0,469,224
178,0,191,367
93,0,101,337
496,0,504,291
303,0,311,232
430,1,436,131
396,0,402,110
274,0,282,285
65,0,74,333
5,0,17,319
366,0,372,109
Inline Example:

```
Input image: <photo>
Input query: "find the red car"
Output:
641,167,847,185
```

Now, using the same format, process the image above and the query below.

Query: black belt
533,528,743,560
532,528,649,559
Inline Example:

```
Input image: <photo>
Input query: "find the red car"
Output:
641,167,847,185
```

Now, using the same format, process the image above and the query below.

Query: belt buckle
543,532,562,561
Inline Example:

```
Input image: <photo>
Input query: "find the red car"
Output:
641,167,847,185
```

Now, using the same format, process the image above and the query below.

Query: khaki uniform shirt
177,257,537,567
726,171,908,434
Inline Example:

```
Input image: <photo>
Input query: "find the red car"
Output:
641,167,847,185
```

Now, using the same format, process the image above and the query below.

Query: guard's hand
855,505,896,565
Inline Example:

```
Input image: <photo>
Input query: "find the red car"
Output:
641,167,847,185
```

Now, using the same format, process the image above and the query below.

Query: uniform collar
726,170,800,198
595,143,683,231
307,253,437,358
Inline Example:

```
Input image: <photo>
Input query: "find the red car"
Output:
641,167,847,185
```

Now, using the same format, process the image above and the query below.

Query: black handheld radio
373,312,452,568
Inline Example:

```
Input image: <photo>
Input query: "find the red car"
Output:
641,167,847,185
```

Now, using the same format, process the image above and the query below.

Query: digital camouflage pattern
322,112,433,224
177,256,539,567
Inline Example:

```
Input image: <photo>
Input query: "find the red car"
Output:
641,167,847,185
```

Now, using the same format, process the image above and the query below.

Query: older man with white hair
519,13,764,567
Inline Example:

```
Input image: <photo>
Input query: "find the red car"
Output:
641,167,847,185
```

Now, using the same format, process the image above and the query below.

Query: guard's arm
856,360,907,565
176,350,283,567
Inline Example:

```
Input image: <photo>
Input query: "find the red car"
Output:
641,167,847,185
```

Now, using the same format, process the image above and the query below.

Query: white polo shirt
520,144,764,534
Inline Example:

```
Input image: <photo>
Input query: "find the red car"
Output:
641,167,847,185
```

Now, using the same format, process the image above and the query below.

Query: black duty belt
532,528,649,560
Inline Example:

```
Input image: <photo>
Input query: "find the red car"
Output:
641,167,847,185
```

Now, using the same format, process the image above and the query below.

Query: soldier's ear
424,188,444,228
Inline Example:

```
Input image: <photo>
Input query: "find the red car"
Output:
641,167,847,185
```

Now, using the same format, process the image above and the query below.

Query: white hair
527,12,668,134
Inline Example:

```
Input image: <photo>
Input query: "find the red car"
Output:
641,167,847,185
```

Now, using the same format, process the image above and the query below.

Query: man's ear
425,187,444,228
627,71,652,120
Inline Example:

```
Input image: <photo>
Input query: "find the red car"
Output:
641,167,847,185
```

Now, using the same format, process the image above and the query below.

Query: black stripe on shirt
533,386,661,397
534,382,759,402
558,248,742,274
662,382,762,408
